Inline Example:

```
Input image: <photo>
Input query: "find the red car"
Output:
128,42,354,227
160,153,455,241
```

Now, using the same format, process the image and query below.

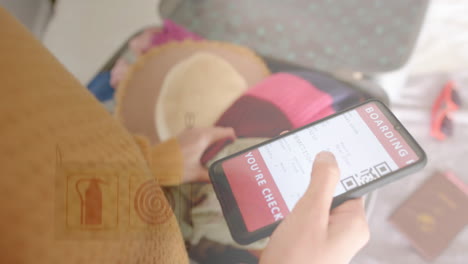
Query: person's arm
133,135,184,185
260,152,370,264
134,127,235,186
0,7,188,263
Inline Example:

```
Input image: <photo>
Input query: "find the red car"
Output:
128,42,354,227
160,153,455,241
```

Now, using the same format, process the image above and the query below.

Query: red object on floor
430,81,461,141
201,73,335,164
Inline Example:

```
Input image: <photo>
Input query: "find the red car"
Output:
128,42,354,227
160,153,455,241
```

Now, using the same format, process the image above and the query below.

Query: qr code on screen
340,162,392,191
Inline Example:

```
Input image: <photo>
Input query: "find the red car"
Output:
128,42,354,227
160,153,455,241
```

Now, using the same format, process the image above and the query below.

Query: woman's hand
178,127,235,183
260,151,370,264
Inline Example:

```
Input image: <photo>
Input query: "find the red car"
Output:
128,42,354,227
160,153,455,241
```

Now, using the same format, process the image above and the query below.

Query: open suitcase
87,30,381,264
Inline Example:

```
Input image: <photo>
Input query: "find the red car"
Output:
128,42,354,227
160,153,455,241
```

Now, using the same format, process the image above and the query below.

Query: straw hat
116,41,270,143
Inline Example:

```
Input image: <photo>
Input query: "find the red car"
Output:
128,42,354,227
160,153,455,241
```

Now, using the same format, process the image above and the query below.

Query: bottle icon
76,178,106,226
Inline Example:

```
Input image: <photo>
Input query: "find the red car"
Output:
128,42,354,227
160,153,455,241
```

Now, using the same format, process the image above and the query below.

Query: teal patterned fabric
160,0,429,73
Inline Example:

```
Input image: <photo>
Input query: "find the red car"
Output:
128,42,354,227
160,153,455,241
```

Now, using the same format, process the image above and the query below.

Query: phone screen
221,102,420,232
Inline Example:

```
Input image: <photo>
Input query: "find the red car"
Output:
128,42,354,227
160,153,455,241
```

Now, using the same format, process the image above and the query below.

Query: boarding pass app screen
222,102,419,232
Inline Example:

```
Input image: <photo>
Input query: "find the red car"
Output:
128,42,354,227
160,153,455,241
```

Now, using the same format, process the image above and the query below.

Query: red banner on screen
222,149,290,232
357,103,419,168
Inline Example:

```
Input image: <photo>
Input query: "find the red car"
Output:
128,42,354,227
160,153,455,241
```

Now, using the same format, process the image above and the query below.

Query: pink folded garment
243,73,335,128
151,19,202,48
201,73,335,164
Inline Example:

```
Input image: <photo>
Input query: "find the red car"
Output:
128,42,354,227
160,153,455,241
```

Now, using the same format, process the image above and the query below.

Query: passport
389,171,468,261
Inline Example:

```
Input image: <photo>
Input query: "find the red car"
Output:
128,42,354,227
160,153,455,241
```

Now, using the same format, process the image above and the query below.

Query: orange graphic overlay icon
134,179,172,225
76,178,107,226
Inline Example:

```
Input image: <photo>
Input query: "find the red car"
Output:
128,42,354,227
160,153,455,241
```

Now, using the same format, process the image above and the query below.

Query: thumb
203,127,236,145
296,151,340,227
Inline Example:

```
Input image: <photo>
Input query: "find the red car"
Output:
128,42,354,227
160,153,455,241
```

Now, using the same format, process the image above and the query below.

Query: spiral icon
134,179,172,225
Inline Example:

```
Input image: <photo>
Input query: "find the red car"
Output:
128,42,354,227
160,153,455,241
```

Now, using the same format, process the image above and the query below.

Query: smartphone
209,100,427,245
